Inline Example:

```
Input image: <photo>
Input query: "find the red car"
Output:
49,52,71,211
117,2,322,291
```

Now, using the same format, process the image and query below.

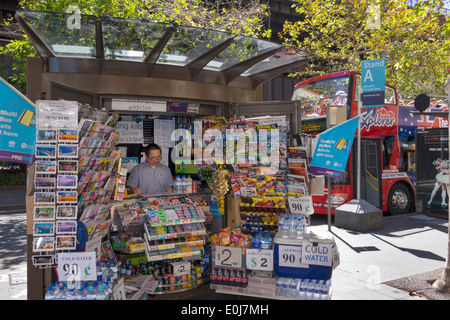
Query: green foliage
281,0,450,96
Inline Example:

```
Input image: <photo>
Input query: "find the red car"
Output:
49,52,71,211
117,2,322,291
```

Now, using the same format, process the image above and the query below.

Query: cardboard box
226,194,241,229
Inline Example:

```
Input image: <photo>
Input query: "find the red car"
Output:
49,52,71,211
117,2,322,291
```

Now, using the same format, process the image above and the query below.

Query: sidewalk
311,213,450,300
0,185,26,212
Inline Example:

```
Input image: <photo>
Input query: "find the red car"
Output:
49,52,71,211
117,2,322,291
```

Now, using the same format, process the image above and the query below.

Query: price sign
288,196,314,215
278,245,308,268
172,261,191,277
246,249,274,271
56,252,97,281
240,187,257,197
214,246,242,268
301,242,333,267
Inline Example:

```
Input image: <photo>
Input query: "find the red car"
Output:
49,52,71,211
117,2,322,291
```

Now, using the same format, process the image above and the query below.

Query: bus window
399,136,415,172
382,135,395,169
385,86,396,104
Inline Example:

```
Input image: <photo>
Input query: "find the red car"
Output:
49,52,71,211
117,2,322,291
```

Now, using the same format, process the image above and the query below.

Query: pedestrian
126,143,174,195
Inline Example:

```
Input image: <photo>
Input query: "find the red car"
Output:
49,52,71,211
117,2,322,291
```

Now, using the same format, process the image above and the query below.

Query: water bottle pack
275,277,331,300
45,278,115,300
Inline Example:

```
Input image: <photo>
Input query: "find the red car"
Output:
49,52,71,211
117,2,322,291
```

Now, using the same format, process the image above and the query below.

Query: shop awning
16,10,312,90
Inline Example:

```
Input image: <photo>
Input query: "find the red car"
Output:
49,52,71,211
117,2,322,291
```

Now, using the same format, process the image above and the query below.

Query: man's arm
126,165,142,194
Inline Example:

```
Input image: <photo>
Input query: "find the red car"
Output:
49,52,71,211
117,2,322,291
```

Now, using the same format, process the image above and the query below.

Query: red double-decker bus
292,71,448,215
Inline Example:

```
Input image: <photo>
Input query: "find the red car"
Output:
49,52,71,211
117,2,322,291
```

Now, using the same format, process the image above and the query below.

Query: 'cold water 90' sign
361,58,385,107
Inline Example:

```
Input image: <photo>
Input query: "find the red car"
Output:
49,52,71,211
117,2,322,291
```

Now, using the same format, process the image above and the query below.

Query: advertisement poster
0,77,36,164
309,116,360,179
415,128,449,217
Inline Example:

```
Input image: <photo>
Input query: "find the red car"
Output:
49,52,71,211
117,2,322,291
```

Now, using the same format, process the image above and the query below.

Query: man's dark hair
145,143,162,156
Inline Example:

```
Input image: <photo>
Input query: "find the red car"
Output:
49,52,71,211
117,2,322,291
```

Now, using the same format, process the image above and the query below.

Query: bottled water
67,288,77,300
96,286,107,300
75,288,86,300
321,280,331,300
45,284,56,300
288,278,298,299
102,264,114,283
181,175,188,193
306,279,314,300
296,215,305,239
86,286,97,300
55,286,66,300
313,280,322,300
288,215,298,238
276,277,284,297
110,262,118,280
280,215,290,238
96,262,103,282
299,279,307,299
120,259,127,276
174,175,182,193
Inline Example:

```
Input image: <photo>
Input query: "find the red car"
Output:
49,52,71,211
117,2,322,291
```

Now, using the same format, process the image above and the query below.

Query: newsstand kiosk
17,9,314,300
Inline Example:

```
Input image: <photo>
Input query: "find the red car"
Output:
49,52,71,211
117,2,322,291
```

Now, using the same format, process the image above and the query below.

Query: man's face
146,149,161,166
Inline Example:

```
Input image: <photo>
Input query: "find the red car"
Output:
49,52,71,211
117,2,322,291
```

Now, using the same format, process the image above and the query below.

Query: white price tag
288,196,314,215
172,261,191,277
246,249,274,271
56,252,97,281
214,246,242,268
278,245,307,268
240,187,257,197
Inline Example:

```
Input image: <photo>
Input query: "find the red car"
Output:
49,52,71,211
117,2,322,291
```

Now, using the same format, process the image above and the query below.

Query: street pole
357,86,362,200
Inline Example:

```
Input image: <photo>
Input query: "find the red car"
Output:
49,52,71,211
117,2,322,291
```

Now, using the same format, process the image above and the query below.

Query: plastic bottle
96,285,107,300
322,280,331,300
278,214,285,237
296,215,305,239
299,279,307,299
102,264,114,283
287,278,298,298
313,280,322,300
75,288,86,300
96,262,103,282
186,176,193,193
45,284,55,300
120,259,127,276
281,215,290,238
110,262,118,281
86,286,96,300
67,288,77,300
174,175,182,193
289,215,298,238
302,215,308,236
276,277,284,297
55,286,66,300
181,175,187,193
306,279,314,300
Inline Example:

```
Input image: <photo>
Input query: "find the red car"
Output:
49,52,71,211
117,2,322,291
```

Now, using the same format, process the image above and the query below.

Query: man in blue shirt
127,143,174,195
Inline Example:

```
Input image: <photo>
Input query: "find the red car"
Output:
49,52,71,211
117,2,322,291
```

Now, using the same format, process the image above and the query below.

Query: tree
280,0,450,97
0,0,270,93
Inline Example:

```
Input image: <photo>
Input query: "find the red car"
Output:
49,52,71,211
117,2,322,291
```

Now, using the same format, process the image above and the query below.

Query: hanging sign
301,242,333,267
361,58,386,107
36,100,78,129
309,116,360,179
0,77,36,164
288,196,314,215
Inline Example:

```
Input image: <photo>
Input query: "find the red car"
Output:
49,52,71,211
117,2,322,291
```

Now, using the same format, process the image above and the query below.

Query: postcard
56,236,76,250
36,144,57,158
33,237,55,252
35,160,57,174
56,220,77,234
33,222,55,236
58,144,78,158
58,160,78,173
36,129,57,143
56,206,77,219
35,177,56,189
57,191,77,204
34,206,55,220
57,175,78,189
35,192,55,205
58,129,78,142
32,255,55,267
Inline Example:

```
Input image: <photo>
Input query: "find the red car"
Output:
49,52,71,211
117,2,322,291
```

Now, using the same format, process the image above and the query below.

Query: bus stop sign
361,58,386,107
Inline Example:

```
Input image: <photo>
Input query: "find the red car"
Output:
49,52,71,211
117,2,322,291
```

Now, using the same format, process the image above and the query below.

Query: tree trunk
433,74,450,293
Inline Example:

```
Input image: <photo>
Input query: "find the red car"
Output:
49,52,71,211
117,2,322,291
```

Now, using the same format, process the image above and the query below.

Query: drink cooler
273,233,335,280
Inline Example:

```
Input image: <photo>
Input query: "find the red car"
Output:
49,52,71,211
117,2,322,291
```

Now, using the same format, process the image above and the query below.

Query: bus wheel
388,184,411,215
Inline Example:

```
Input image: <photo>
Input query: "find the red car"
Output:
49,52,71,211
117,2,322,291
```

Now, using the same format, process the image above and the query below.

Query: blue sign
0,77,36,164
309,116,361,179
361,58,385,107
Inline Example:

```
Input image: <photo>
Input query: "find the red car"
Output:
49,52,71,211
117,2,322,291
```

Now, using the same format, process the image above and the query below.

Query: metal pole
326,106,332,231
357,86,362,200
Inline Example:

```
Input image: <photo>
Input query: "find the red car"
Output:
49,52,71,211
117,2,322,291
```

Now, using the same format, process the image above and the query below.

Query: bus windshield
292,75,350,127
